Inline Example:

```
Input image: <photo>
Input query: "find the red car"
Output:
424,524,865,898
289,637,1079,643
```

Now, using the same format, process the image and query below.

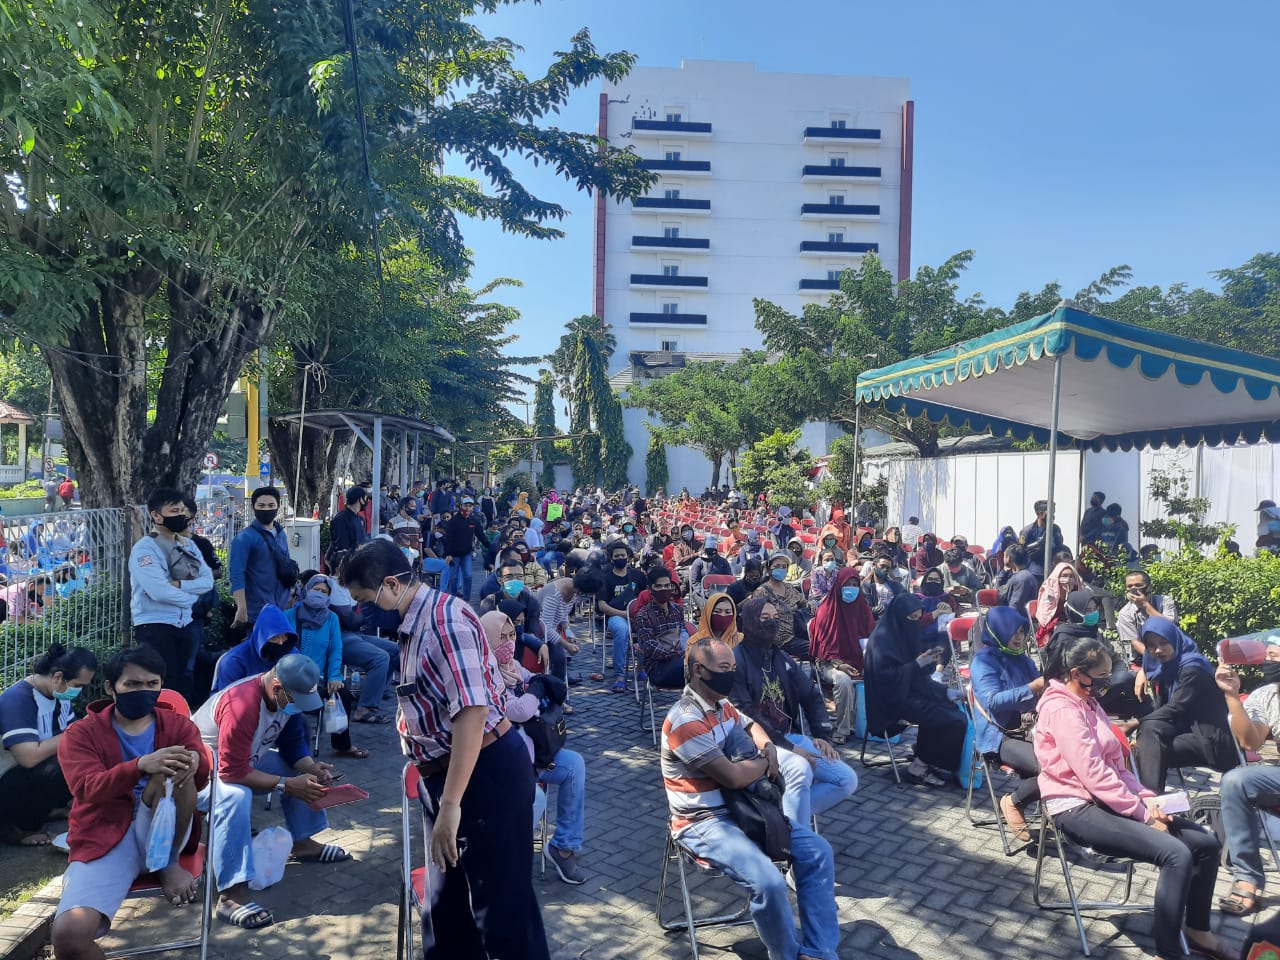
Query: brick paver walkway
92,609,1257,960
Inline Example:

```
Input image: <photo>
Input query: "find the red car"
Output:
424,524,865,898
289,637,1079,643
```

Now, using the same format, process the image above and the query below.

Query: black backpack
255,526,300,589
522,702,567,770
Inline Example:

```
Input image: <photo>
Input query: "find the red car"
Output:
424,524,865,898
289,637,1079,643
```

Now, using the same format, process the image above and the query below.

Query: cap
461,496,475,505
346,485,367,503
1257,500,1277,511
275,654,324,713
777,506,792,517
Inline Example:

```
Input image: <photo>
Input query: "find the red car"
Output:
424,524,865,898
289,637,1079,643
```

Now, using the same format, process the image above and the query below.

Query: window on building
828,231,845,243
829,155,847,167
661,339,679,352
664,149,682,162
665,112,682,123
662,224,681,239
831,117,848,129
661,301,680,315
662,263,680,277
827,269,845,282
829,194,846,206
664,188,681,200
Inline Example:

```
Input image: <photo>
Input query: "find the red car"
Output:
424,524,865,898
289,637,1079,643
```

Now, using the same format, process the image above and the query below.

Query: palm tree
549,315,631,487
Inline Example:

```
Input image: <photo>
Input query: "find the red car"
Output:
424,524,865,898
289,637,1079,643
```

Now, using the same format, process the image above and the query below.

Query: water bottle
349,670,362,696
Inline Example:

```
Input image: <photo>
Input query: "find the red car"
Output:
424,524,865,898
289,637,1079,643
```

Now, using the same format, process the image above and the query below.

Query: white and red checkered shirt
395,585,508,763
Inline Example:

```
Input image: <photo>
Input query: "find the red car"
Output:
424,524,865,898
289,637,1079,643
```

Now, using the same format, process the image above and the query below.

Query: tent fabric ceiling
854,304,1280,452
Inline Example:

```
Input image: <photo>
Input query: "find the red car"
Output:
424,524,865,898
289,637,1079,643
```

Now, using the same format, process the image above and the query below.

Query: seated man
997,544,1039,620
726,559,764,609
597,542,647,694
194,655,349,929
661,638,838,960
1116,569,1179,699
52,646,210,959
939,546,982,603
1215,658,1280,916
329,584,401,726
688,536,733,604
633,568,692,689
730,596,857,828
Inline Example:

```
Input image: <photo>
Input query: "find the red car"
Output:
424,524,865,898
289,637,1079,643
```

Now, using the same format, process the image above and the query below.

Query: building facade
595,60,913,491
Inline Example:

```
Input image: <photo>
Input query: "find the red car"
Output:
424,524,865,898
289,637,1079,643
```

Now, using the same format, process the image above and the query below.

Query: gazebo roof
0,401,35,425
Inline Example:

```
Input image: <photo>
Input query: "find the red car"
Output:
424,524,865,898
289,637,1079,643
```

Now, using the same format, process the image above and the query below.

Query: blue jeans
1221,764,1280,888
778,734,858,827
445,553,474,599
531,748,586,852
606,616,629,680
679,815,838,960
341,632,399,710
197,750,328,891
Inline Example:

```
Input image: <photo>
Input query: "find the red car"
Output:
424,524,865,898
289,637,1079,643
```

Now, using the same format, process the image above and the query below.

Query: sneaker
545,845,587,885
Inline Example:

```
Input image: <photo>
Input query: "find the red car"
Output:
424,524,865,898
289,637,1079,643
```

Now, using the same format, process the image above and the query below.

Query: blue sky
442,1,1280,416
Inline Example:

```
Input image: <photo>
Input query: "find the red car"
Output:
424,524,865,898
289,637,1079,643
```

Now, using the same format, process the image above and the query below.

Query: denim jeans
1220,764,1280,888
678,814,838,960
444,553,474,600
531,748,585,852
779,734,858,827
341,632,400,709
197,750,328,891
606,615,629,680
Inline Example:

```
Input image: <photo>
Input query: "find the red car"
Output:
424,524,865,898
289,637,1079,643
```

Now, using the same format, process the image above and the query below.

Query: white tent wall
878,440,1280,556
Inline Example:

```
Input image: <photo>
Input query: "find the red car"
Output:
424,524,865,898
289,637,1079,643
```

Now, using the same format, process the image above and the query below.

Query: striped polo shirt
660,686,756,835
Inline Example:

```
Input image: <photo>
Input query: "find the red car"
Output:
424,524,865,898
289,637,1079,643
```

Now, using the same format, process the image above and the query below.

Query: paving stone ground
78,605,1263,960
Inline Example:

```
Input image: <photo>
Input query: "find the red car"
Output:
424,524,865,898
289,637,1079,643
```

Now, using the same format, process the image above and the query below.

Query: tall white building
595,60,914,492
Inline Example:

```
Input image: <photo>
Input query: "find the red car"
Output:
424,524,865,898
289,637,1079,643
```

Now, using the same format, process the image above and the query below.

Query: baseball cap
1257,500,1277,511
461,496,475,505
704,534,719,548
275,654,324,713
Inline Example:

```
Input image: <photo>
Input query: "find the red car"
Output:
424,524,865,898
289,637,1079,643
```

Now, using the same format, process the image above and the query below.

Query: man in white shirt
1116,569,1179,699
899,517,924,550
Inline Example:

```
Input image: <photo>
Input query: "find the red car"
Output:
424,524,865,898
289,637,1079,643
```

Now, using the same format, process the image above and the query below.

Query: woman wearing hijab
751,552,811,659
809,569,875,744
1034,561,1082,646
525,517,545,550
285,575,367,759
811,548,840,604
1134,617,1238,793
817,522,849,563
881,527,909,568
863,594,968,786
688,592,743,648
987,526,1018,577
970,607,1043,841
480,611,589,885
734,528,768,573
915,567,960,655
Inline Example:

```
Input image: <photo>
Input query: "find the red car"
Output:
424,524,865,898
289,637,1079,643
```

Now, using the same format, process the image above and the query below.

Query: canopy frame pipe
1044,354,1064,577
850,401,862,508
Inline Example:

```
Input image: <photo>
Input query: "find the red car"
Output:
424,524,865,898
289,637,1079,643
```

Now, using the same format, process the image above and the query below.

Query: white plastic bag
324,695,348,734
248,826,293,890
144,778,176,872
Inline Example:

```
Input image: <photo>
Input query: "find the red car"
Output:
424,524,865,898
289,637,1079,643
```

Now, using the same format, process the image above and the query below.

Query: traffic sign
44,458,55,474
203,452,219,469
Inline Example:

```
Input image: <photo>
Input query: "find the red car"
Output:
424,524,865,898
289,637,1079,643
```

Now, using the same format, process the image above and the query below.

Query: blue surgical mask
53,686,82,702
770,568,787,582
1082,610,1101,626
503,579,525,598
840,585,861,603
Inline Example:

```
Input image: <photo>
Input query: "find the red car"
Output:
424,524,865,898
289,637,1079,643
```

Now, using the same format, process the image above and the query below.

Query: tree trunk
47,266,275,507
709,454,722,489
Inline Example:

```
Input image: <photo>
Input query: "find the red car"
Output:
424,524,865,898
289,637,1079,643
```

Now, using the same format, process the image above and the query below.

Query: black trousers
418,729,549,960
0,756,71,833
1055,803,1219,959
986,736,1040,808
133,622,197,699
1135,719,1238,794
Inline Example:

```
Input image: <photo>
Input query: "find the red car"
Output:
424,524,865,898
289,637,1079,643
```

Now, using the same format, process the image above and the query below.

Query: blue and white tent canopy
854,304,1280,451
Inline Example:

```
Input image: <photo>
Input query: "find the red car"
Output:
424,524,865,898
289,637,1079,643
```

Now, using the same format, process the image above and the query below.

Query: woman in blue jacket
970,606,1043,841
286,576,367,760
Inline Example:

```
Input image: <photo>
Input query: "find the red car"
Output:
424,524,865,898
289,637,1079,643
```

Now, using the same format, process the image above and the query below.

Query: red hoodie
58,699,210,863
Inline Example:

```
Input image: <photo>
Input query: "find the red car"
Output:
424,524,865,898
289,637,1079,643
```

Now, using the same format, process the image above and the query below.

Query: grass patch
0,846,62,921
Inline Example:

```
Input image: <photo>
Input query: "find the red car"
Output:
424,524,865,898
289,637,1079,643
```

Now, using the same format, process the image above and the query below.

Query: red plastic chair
976,588,998,609
948,616,978,670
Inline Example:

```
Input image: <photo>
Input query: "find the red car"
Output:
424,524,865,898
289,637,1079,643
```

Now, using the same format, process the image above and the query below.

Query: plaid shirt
633,599,687,665
395,585,508,763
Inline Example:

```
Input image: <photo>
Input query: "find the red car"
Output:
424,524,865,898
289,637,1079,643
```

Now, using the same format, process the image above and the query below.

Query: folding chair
630,598,683,745
860,721,913,784
398,763,427,960
947,616,978,676
963,687,1031,857
104,748,216,960
976,588,998,610
655,827,774,960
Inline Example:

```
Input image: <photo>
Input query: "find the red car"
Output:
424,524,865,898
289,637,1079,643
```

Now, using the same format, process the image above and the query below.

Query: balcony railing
799,278,842,291
799,240,879,254
800,202,879,218
631,236,710,250
802,126,881,143
638,159,711,174
632,119,713,135
633,197,711,212
630,312,708,325
801,164,881,180
630,274,708,287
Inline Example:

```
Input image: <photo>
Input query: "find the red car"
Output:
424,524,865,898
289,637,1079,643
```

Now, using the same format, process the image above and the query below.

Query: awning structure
852,302,1280,571
855,304,1280,451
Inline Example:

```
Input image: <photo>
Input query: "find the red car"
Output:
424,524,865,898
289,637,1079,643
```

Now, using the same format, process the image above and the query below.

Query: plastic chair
963,688,1032,857
947,617,978,674
1027,599,1039,622
860,720,914,784
976,588,998,609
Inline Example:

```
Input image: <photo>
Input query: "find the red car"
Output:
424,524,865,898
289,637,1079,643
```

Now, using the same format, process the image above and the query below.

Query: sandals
216,899,274,929
903,768,947,788
1,828,52,847
611,679,627,693
292,843,352,864
1000,793,1032,843
352,709,392,725
1218,881,1262,916
333,747,370,760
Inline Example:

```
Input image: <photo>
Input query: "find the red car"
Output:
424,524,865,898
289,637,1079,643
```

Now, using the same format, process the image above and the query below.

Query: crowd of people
2,478,1278,959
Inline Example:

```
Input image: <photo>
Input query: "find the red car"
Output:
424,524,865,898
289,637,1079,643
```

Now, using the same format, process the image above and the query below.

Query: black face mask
160,514,191,533
1263,662,1280,686
255,508,278,526
262,642,289,663
114,689,161,721
744,618,780,647
699,666,736,697
612,558,628,569
921,580,944,597
1080,674,1112,699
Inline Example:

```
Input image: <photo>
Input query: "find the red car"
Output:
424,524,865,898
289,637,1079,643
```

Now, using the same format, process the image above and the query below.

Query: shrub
0,578,126,692
0,479,46,500
1146,552,1280,657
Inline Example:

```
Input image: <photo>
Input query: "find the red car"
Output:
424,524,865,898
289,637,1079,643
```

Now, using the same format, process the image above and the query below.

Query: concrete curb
0,876,60,960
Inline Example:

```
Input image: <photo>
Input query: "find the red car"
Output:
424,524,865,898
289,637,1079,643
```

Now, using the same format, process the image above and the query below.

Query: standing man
341,539,548,960
1078,490,1107,545
43,477,58,513
129,489,214,699
328,486,370,572
899,516,924,550
440,495,488,601
229,487,295,638
58,476,76,511
1019,499,1063,578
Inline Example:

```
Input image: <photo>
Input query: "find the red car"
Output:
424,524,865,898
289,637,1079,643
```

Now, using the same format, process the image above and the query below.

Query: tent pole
1045,355,1064,576
850,401,862,511
370,416,383,537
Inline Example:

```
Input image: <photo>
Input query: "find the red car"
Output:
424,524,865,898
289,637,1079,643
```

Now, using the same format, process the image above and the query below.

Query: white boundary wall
879,441,1280,553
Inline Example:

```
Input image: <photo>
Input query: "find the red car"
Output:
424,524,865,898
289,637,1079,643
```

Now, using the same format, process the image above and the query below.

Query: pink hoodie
1033,679,1154,822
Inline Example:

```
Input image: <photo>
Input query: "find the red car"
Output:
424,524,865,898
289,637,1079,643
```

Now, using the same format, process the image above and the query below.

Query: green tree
644,428,669,495
0,1,652,506
549,315,631,488
1139,467,1233,554
736,429,813,513
0,341,51,456
533,371,558,490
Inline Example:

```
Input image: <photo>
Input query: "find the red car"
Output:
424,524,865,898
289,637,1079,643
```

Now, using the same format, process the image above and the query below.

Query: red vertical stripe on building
897,100,914,283
593,92,608,319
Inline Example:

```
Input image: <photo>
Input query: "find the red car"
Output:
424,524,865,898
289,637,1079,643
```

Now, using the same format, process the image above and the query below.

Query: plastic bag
324,695,348,734
144,778,177,872
249,826,293,890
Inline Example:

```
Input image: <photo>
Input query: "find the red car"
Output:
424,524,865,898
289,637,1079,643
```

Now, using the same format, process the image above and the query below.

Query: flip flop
352,710,392,725
902,769,947,788
216,900,274,929
292,843,352,864
333,747,370,759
